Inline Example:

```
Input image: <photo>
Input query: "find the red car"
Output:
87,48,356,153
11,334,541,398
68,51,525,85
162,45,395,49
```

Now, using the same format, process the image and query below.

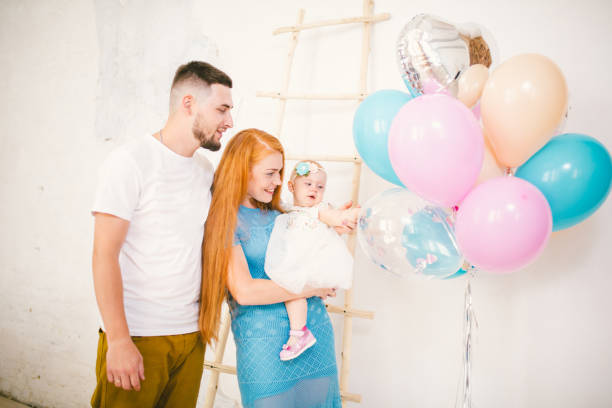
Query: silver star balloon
397,14,470,97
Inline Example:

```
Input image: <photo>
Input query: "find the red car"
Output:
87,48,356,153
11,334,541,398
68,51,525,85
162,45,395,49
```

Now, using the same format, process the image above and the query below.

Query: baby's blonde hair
289,160,326,183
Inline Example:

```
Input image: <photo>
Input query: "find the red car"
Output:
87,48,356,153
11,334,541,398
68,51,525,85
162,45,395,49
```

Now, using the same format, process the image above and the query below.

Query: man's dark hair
172,61,232,89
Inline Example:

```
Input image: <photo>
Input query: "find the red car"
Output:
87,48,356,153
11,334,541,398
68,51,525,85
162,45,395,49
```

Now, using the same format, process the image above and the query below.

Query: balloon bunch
355,14,611,277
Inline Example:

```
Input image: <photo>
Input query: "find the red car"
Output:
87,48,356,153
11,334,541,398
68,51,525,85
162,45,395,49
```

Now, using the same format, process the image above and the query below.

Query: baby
265,160,354,361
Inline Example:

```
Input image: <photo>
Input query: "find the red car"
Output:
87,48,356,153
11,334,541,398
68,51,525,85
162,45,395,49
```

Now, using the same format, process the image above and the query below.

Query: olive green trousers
91,330,204,408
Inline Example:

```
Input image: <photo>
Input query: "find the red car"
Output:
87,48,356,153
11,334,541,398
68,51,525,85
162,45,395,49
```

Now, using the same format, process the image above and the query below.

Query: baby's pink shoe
280,326,317,361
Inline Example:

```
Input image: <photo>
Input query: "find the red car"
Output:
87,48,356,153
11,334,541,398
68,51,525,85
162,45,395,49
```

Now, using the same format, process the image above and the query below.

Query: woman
200,128,358,407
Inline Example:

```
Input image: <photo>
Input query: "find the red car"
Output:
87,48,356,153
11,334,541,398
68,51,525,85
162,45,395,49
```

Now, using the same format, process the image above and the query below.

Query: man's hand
106,337,145,391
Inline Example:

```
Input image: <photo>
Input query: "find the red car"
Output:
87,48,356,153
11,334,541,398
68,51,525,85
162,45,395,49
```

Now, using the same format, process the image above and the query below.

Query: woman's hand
303,285,336,300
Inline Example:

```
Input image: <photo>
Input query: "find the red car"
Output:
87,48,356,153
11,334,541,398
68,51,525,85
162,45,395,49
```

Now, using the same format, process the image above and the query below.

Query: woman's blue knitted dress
230,205,342,408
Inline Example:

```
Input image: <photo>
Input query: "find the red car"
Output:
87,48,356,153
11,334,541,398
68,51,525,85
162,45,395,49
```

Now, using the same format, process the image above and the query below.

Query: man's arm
92,213,145,391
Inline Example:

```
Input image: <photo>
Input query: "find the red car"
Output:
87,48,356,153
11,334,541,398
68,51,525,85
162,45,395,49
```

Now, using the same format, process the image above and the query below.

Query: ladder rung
285,153,362,164
204,361,363,403
257,91,367,100
326,304,374,319
204,361,236,375
341,391,362,403
273,13,391,35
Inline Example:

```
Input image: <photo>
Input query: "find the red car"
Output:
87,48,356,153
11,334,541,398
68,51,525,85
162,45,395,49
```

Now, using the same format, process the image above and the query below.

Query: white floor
0,397,30,408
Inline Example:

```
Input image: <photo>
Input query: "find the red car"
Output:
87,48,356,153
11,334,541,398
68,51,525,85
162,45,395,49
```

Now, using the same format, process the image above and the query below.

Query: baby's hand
337,201,353,210
341,207,361,231
319,202,361,233
334,206,361,234
334,225,351,234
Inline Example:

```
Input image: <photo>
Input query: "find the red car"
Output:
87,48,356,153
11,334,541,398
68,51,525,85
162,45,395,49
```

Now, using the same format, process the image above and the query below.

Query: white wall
1,0,611,407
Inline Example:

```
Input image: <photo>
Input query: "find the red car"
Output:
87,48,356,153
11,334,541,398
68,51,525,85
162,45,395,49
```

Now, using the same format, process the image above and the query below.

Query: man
91,61,233,407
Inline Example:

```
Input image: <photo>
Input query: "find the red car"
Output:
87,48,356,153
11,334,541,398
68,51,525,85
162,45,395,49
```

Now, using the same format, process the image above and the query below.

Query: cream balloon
481,54,568,167
457,64,489,108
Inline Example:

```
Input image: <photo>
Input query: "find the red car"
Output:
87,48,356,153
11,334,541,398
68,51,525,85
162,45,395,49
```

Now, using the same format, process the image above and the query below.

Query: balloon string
456,272,478,408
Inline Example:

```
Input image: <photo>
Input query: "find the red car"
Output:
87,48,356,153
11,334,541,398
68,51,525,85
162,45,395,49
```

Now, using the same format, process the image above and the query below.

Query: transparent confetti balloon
357,188,463,279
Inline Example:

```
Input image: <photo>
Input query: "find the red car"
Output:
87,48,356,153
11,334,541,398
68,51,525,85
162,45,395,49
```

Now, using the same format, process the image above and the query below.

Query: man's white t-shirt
92,135,213,336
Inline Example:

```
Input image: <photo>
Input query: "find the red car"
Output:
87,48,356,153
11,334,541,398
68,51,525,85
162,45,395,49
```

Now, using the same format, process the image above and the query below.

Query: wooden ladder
203,2,389,406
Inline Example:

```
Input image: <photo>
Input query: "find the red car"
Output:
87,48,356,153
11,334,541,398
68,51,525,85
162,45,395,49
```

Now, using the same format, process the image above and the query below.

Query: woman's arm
226,244,335,306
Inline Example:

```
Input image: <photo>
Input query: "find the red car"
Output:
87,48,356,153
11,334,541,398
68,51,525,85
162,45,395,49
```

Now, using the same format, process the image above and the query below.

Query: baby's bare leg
285,298,308,331
279,297,317,360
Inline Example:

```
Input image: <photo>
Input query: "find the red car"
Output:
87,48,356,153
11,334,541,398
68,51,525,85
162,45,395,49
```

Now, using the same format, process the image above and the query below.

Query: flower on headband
295,161,324,177
296,161,311,176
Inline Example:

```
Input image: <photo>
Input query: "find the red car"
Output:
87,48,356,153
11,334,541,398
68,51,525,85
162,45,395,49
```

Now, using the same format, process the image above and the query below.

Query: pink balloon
421,78,453,96
388,94,484,206
472,101,481,121
455,177,552,273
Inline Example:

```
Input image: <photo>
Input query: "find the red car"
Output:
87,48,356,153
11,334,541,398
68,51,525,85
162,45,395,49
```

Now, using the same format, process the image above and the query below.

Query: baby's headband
294,161,325,178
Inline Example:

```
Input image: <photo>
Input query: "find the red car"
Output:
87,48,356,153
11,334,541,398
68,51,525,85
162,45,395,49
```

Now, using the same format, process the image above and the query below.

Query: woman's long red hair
199,128,285,345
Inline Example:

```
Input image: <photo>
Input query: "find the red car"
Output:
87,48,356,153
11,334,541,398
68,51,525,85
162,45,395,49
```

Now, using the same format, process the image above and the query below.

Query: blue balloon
443,264,478,280
353,90,413,186
402,78,423,98
444,267,468,280
516,133,612,231
401,206,463,278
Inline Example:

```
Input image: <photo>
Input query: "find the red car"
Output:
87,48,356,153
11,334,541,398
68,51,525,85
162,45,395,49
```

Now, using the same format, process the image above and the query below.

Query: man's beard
193,117,221,152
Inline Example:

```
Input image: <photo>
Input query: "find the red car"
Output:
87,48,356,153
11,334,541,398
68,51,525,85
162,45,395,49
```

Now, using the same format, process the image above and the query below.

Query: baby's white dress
264,203,353,294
